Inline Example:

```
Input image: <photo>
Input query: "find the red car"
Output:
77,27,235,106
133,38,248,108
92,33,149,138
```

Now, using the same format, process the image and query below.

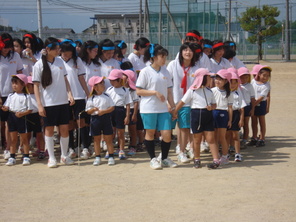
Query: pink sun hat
216,69,231,82
88,76,105,94
227,67,237,74
108,69,123,80
237,67,250,77
190,68,213,90
123,70,136,90
12,74,28,85
27,76,33,84
251,64,272,75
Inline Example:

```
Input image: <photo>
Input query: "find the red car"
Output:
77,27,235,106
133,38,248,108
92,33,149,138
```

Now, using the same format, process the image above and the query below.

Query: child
224,41,245,69
86,76,115,166
2,74,33,166
174,68,221,169
210,41,232,73
33,37,75,168
113,40,129,65
249,65,272,147
201,39,213,57
13,38,33,76
212,69,233,165
136,44,177,170
106,69,132,160
22,33,40,65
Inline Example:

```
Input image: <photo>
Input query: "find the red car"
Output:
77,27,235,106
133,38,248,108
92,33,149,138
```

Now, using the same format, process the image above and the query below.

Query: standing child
2,74,33,166
113,40,129,65
210,41,232,73
86,76,115,165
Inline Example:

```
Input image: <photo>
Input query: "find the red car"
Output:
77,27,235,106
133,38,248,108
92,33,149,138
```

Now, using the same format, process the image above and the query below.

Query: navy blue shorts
43,104,70,127
0,97,9,122
136,110,144,130
7,112,28,134
213,110,229,128
228,110,240,131
190,109,214,134
244,104,252,117
27,113,43,133
111,106,126,129
69,99,87,120
254,101,267,116
129,108,136,125
90,114,113,136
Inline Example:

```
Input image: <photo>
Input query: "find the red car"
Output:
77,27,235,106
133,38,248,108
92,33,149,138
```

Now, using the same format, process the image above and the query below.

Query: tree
239,5,281,60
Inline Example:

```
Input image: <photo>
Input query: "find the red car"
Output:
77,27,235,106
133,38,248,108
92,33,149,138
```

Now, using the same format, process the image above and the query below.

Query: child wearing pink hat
174,68,221,169
2,74,33,166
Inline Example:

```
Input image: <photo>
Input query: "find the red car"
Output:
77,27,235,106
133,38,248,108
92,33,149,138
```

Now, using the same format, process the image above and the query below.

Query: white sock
60,136,69,158
45,136,55,160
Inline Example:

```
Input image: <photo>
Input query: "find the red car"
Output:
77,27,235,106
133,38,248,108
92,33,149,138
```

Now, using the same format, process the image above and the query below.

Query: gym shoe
22,157,31,166
256,140,265,147
207,161,220,169
175,144,180,154
47,158,57,168
60,156,74,165
101,141,108,151
3,150,10,160
18,146,24,154
162,158,178,168
37,151,46,160
219,156,230,165
178,152,190,163
235,153,243,162
114,149,120,156
68,148,77,159
247,138,257,146
200,142,208,153
80,148,90,160
229,145,235,153
108,157,115,165
186,148,194,160
104,151,109,159
150,157,162,170
119,150,126,160
6,157,16,166
136,143,145,152
193,159,202,168
127,147,136,156
93,157,101,166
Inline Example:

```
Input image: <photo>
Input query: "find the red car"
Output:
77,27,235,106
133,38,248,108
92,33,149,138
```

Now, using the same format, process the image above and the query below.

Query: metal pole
209,0,211,39
139,0,142,37
37,0,43,38
159,0,162,44
227,0,231,41
285,0,290,61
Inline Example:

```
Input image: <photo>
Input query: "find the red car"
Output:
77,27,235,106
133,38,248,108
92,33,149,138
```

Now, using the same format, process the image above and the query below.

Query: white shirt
240,83,255,105
4,92,33,112
0,52,23,97
231,88,247,110
210,57,232,73
175,52,213,72
181,87,216,109
99,58,120,89
230,56,245,69
129,89,139,109
29,94,38,113
85,93,115,116
251,79,270,101
61,57,86,100
128,53,146,72
22,57,34,76
136,65,173,113
82,61,101,92
32,57,68,107
106,86,132,107
212,87,234,110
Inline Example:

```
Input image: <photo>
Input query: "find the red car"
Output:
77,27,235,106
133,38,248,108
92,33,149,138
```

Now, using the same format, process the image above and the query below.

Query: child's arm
64,76,75,106
78,75,90,98
266,92,271,114
34,82,46,117
250,97,255,116
1,106,9,112
173,100,185,120
15,110,32,118
86,107,98,115
132,101,139,122
167,87,176,112
228,105,233,128
136,88,165,102
124,104,130,125
239,108,244,128
98,106,115,116
253,96,264,107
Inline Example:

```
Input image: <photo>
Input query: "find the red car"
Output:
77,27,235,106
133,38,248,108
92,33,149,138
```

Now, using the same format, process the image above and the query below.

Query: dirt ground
1,61,296,222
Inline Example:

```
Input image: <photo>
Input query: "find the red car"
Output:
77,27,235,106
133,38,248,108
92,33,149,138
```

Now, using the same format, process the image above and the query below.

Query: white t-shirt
22,58,34,76
136,65,173,113
85,93,115,116
128,53,146,72
240,83,255,105
251,79,271,101
181,87,216,109
105,86,132,107
212,87,234,110
129,89,139,109
29,94,38,113
32,57,68,107
175,52,213,72
4,92,33,112
61,57,86,100
99,58,120,89
230,56,245,69
231,88,247,110
210,57,232,73
82,61,101,92
0,52,23,97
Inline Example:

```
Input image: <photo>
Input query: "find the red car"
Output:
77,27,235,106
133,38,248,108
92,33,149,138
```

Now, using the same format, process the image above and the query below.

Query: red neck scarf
181,65,191,95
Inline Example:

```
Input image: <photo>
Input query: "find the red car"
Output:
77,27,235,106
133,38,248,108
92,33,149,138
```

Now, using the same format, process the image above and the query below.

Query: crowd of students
0,30,271,169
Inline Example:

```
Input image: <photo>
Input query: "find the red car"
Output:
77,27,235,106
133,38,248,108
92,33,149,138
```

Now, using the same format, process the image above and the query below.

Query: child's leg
251,116,258,139
179,128,190,153
243,116,250,140
104,135,114,155
59,124,69,157
145,129,156,159
117,128,125,151
232,131,240,154
217,128,228,156
93,135,101,156
36,132,45,152
9,132,18,155
160,129,171,160
193,133,202,159
44,126,55,160
5,122,11,150
128,124,137,147
258,116,266,140
204,131,219,160
20,133,30,156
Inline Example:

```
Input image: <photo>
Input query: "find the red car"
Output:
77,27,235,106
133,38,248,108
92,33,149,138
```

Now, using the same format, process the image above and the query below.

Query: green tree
239,5,281,60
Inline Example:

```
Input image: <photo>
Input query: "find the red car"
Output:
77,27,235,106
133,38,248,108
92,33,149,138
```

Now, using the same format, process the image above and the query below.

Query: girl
212,69,233,165
249,65,272,147
0,33,23,160
86,76,115,166
113,40,129,65
13,38,33,76
22,33,40,65
238,67,255,147
33,37,75,168
201,39,213,57
106,69,132,160
224,41,245,69
174,68,220,169
60,39,90,160
2,74,33,166
210,41,232,73
136,44,177,170
75,39,83,55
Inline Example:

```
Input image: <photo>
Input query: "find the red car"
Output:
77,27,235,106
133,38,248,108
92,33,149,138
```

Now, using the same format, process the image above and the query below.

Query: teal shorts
177,106,191,129
140,112,172,131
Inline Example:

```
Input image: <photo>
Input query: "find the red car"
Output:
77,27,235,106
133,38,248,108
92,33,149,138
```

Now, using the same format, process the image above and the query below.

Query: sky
0,0,295,33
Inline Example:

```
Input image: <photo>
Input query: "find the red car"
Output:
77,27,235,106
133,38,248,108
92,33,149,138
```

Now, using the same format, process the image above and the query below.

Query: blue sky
0,0,295,33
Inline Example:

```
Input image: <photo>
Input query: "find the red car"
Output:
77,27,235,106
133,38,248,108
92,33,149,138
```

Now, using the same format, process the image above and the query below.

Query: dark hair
211,40,225,57
98,39,115,59
114,40,127,59
23,33,38,55
0,33,14,61
191,43,203,63
60,39,78,67
13,38,25,57
178,43,196,67
36,37,44,52
216,75,231,97
120,61,133,70
201,75,208,87
223,48,236,60
134,37,150,51
11,76,27,94
255,68,271,81
79,40,100,66
143,44,168,63
224,41,236,50
75,40,83,47
202,39,213,48
185,30,202,42
41,37,60,88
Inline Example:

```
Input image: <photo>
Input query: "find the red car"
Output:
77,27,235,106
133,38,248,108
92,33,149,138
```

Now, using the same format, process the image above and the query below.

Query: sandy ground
1,61,296,222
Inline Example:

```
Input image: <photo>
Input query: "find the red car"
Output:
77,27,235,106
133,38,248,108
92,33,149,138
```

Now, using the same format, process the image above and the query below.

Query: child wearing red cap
2,74,33,166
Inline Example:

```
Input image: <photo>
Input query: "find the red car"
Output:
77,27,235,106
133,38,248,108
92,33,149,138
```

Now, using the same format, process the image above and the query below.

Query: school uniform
127,53,146,73
21,57,34,76
82,61,101,92
251,79,271,116
230,56,245,69
26,94,42,133
229,88,246,131
175,52,213,72
128,89,140,125
99,58,120,89
210,57,232,73
240,82,255,117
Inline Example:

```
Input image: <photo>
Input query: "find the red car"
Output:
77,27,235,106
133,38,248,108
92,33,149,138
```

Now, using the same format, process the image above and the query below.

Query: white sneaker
80,148,90,160
162,158,178,168
108,157,115,165
22,157,31,166
175,144,180,154
186,148,194,160
6,157,16,166
3,150,10,160
200,142,209,153
93,157,101,166
185,142,191,151
60,156,74,165
150,157,162,170
68,148,77,159
101,141,108,151
219,155,230,165
48,158,57,168
235,153,243,162
178,152,190,163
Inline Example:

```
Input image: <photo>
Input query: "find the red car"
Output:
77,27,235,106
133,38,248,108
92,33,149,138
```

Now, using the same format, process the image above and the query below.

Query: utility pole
285,0,290,61
139,0,142,37
37,0,43,38
159,0,162,44
227,0,231,41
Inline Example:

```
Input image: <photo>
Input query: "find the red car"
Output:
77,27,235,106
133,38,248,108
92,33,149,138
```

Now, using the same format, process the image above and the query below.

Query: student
210,41,232,73
75,39,83,55
174,68,221,169
224,41,245,69
248,65,272,147
60,39,90,160
86,76,115,166
106,69,132,160
2,74,33,166
0,33,23,160
22,33,40,64
32,37,75,168
211,69,233,165
136,44,177,170
13,38,33,76
201,39,213,57
113,40,129,65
